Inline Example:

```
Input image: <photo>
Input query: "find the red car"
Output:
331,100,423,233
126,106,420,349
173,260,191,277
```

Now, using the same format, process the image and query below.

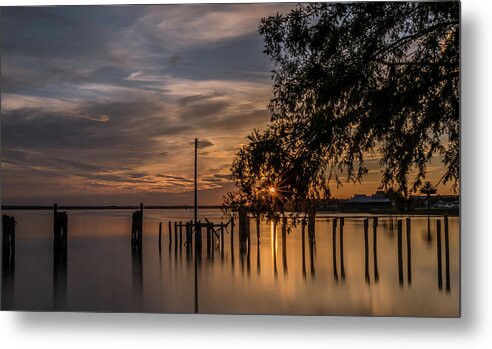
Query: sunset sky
1,4,455,205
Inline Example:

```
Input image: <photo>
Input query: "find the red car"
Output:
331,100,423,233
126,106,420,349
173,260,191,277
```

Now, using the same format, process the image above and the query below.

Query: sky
0,4,456,206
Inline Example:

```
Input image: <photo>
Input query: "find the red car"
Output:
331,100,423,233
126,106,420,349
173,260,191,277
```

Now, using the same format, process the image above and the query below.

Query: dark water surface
1,209,459,316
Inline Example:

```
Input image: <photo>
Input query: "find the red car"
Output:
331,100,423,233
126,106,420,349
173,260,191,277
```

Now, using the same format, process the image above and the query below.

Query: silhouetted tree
420,181,438,212
226,2,459,217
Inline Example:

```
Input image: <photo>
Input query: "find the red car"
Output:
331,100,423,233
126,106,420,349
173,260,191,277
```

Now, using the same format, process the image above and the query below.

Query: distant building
341,191,392,211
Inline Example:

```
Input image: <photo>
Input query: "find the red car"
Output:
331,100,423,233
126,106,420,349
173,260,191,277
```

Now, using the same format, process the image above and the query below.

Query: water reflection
131,243,143,311
1,210,459,316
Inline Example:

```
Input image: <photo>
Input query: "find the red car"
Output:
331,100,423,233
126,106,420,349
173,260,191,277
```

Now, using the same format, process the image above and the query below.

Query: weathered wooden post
2,215,16,267
218,222,224,261
273,218,277,277
2,215,16,310
302,218,307,279
185,221,192,249
364,218,370,284
238,207,249,253
282,216,288,275
437,219,443,290
206,222,211,258
53,204,68,251
138,203,143,246
174,221,178,247
397,220,403,286
195,221,202,260
373,217,379,282
230,215,235,248
444,215,450,292
231,219,235,268
53,203,58,235
53,204,68,310
158,222,162,248
332,217,338,281
185,221,193,262
256,216,260,244
309,226,316,278
168,221,172,249
340,217,345,280
130,203,143,247
211,224,215,259
220,222,224,256
406,217,412,284
307,206,316,244
256,235,261,274
179,221,183,247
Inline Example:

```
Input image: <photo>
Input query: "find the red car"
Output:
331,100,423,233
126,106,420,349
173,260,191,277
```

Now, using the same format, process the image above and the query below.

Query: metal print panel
0,2,460,316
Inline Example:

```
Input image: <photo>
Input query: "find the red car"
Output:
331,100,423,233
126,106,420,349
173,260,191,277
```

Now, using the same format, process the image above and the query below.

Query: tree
419,181,438,212
226,2,459,216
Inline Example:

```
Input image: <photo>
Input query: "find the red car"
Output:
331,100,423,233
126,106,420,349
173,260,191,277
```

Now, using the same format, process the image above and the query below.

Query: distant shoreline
1,205,459,216
1,205,225,211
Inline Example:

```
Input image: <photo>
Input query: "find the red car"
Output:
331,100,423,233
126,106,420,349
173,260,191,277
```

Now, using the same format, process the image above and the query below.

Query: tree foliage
225,2,459,216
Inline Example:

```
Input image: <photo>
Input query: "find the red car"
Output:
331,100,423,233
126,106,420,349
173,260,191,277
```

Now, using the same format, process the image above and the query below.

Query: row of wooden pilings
1,204,69,310
358,215,450,291
1,207,452,310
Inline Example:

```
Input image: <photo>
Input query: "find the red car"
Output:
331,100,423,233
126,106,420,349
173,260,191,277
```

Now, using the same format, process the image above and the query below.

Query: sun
269,187,276,194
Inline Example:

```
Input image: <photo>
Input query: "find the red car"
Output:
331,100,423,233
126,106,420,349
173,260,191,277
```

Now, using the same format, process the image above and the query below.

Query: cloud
0,4,300,205
120,4,294,51
198,139,214,149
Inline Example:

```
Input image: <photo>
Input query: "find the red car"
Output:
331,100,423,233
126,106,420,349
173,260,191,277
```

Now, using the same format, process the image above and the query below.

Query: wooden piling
1,215,16,310
332,218,338,281
207,223,211,258
340,217,345,280
437,219,443,290
397,220,403,286
53,204,68,251
2,216,16,269
302,218,307,279
256,216,260,243
174,222,178,255
444,215,450,292
158,222,162,248
309,231,315,277
220,222,224,250
188,220,194,246
210,223,215,260
256,236,261,274
52,204,68,310
130,204,143,247
2,215,16,265
273,219,277,277
364,218,369,284
220,222,224,261
195,219,202,248
238,207,249,253
406,217,412,284
168,221,172,249
282,216,287,275
230,215,235,250
179,221,183,247
308,207,316,244
373,217,379,282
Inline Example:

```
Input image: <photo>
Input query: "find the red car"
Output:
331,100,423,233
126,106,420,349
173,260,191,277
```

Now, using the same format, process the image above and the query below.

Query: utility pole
194,138,198,313
194,138,198,230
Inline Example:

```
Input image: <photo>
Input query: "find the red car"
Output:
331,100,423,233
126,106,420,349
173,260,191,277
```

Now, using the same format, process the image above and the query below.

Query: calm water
1,209,459,316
